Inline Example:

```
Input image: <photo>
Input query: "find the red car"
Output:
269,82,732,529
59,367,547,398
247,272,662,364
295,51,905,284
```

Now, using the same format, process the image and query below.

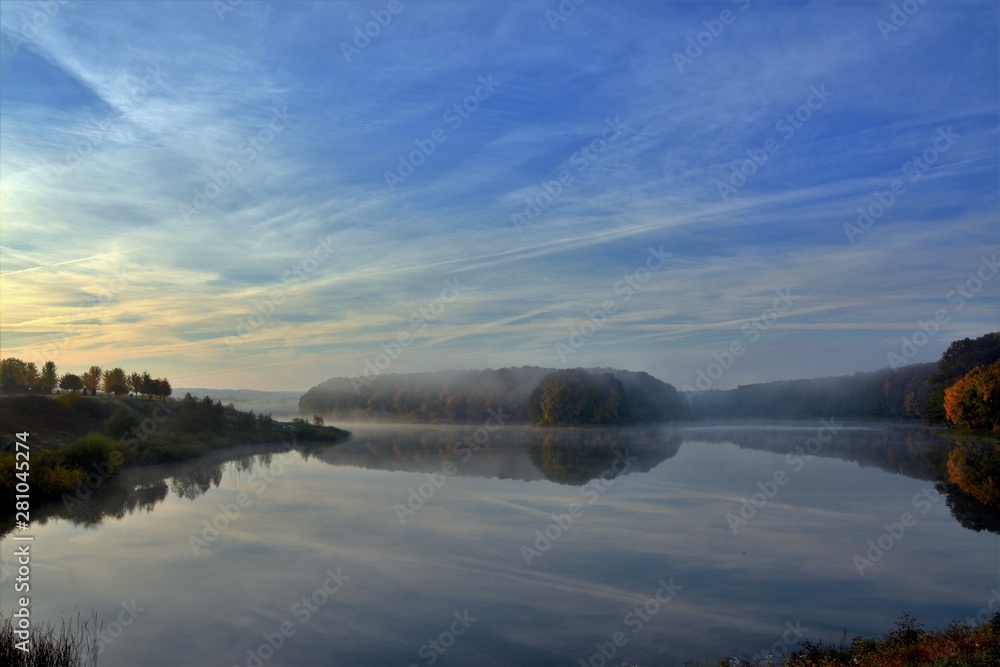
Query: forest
299,366,692,425
688,332,1000,424
300,333,999,429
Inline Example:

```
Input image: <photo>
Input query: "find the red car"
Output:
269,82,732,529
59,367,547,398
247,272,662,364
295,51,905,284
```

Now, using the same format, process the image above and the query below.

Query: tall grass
705,611,1000,667
0,612,99,667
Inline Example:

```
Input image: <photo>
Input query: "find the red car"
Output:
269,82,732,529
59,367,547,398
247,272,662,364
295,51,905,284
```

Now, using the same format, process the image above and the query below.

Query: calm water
2,422,998,666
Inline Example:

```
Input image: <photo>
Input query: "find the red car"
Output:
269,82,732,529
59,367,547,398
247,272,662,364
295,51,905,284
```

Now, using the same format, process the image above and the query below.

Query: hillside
687,363,938,421
299,366,692,425
687,332,1000,423
299,333,1000,427
0,393,349,504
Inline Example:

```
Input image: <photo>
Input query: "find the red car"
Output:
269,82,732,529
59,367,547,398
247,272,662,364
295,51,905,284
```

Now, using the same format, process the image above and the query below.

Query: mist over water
3,422,995,666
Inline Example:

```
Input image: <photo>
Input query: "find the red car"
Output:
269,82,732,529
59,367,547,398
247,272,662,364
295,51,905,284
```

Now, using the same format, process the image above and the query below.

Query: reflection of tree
946,443,1000,507
310,424,683,485
528,428,682,485
709,425,1000,535
170,465,224,500
0,440,334,538
937,481,1000,534
31,479,170,530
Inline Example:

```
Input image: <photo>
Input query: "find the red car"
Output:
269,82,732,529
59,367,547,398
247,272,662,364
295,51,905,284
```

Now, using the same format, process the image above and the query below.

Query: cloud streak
0,0,996,391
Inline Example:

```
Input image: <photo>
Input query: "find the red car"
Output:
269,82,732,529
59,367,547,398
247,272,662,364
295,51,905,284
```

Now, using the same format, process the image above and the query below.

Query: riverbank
699,611,999,666
4,609,997,667
0,393,350,504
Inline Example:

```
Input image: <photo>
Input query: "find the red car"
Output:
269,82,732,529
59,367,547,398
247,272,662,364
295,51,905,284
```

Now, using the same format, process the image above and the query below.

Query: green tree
528,369,627,426
102,367,128,397
154,377,172,399
59,373,84,393
39,361,58,394
0,357,28,392
22,362,40,390
127,371,145,396
106,405,141,440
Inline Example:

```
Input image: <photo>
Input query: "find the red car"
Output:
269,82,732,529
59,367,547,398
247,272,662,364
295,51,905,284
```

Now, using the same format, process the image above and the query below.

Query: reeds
0,612,99,667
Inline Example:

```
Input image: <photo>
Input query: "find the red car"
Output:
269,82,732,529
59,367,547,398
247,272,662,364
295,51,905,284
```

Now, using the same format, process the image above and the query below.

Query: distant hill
174,388,303,418
299,366,692,425
687,332,1000,422
299,333,999,425
687,363,938,421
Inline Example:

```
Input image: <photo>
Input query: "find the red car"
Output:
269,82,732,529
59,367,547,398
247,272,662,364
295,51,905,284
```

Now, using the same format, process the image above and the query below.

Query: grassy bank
0,393,349,504
0,613,97,667
702,611,1000,667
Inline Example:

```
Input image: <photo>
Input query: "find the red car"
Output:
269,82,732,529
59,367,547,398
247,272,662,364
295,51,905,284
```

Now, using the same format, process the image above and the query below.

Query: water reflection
0,442,306,538
310,424,682,485
687,423,1000,534
2,423,998,667
2,423,996,538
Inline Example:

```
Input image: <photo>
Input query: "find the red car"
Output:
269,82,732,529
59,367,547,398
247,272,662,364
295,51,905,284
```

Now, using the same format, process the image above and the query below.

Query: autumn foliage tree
39,361,58,393
944,361,1000,431
102,367,129,397
82,366,102,395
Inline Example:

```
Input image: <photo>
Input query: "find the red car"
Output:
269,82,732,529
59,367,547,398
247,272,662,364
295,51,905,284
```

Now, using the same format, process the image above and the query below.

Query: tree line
688,332,1000,427
299,366,691,425
0,357,172,399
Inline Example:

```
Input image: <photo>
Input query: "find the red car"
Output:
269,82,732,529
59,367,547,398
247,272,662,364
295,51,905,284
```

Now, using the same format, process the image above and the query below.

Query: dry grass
0,612,99,667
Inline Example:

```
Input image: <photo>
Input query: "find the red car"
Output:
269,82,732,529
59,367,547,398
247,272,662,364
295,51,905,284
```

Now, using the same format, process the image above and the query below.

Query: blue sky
0,0,997,392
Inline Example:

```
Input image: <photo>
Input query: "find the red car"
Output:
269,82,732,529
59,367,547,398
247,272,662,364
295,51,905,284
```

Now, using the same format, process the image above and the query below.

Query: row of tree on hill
299,334,998,429
0,357,172,399
299,366,692,425
687,332,1000,428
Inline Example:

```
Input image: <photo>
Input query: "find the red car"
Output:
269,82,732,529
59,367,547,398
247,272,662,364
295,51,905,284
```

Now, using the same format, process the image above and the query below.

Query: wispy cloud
1,0,996,390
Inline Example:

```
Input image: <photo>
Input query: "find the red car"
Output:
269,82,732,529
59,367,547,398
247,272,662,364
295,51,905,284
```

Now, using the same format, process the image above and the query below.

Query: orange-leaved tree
944,361,1000,431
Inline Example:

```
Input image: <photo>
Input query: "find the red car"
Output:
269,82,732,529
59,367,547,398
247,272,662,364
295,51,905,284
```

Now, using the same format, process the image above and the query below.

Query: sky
0,0,997,393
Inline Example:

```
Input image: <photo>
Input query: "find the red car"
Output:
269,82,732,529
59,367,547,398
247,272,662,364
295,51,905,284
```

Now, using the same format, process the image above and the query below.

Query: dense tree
127,371,145,396
22,362,40,390
154,377,172,399
176,393,224,431
102,367,129,397
924,333,1000,423
138,372,155,398
82,366,102,396
528,369,627,426
39,361,58,394
690,363,939,421
0,357,29,392
106,405,141,439
59,373,84,393
944,362,1000,431
299,367,689,425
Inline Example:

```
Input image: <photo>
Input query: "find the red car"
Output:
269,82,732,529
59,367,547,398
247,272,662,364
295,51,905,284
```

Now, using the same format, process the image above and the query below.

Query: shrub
61,434,122,474
56,392,80,409
105,405,140,440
